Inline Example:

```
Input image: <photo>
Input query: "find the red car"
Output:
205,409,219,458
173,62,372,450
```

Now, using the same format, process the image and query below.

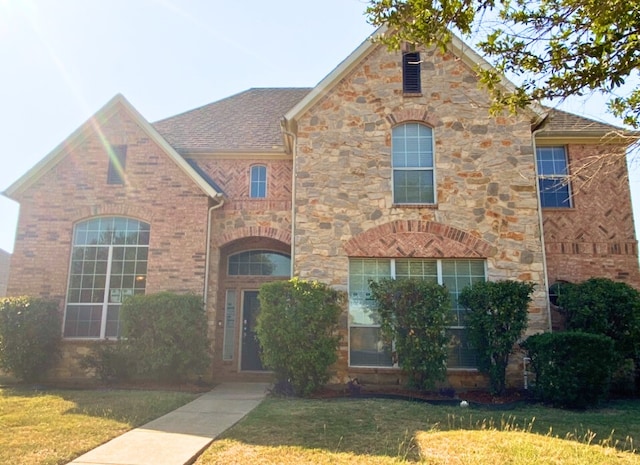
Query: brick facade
0,249,9,297
542,143,640,286
4,37,639,388
6,102,212,379
190,157,292,380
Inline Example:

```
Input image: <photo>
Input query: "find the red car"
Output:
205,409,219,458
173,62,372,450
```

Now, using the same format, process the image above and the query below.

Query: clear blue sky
1,0,638,254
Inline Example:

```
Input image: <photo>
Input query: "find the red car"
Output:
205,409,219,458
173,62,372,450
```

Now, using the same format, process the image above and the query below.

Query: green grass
195,398,640,464
0,387,198,465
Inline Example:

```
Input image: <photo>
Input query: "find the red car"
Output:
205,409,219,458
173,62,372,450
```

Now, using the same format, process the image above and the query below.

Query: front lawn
196,398,640,464
0,387,198,465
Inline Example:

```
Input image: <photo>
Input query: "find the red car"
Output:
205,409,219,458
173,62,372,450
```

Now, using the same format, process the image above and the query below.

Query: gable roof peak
4,94,222,200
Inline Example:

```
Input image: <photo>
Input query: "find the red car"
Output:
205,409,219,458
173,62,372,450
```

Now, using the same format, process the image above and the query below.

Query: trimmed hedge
257,279,343,397
459,280,534,395
557,278,640,361
0,297,61,382
523,331,615,408
120,292,210,381
370,278,452,390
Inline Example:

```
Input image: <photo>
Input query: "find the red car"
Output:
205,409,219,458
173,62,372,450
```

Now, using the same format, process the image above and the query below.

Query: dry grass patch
0,387,197,465
195,398,640,464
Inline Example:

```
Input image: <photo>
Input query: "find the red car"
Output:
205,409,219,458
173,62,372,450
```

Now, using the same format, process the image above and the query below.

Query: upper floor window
402,52,421,93
536,146,571,207
64,217,149,339
107,145,127,185
250,165,267,198
228,250,290,276
392,123,435,204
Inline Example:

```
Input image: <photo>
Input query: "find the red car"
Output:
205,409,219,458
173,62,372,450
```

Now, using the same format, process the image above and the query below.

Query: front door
241,290,265,371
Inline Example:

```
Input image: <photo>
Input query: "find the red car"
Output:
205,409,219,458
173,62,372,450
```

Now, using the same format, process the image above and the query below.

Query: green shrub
0,297,61,382
120,292,210,381
557,277,640,362
459,280,534,395
557,277,640,393
369,278,452,390
523,331,615,408
79,342,132,384
257,279,344,397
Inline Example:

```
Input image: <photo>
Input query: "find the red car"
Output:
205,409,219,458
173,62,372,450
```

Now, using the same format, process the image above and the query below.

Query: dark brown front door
241,291,265,371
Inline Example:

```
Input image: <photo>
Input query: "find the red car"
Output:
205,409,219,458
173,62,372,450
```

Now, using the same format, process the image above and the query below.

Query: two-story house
4,29,639,388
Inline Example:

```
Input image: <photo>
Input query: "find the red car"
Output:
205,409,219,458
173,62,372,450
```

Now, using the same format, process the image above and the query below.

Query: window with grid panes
63,217,149,338
348,258,485,368
250,165,267,198
392,123,435,204
536,146,571,207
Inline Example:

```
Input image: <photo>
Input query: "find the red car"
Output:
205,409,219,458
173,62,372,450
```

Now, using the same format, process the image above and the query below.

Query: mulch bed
309,383,531,408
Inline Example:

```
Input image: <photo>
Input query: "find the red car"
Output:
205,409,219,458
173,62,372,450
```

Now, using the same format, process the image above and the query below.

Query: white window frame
391,123,436,205
250,165,267,198
536,145,572,208
348,258,486,369
63,217,149,339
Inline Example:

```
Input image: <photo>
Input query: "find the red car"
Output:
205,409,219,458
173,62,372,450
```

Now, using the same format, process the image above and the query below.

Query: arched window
228,250,290,276
392,123,435,204
63,217,150,338
250,165,267,198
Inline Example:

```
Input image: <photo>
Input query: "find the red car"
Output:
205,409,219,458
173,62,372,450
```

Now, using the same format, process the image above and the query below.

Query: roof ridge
153,87,313,125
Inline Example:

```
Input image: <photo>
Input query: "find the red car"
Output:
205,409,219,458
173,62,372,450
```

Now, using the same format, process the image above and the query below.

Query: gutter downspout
531,126,553,333
204,195,225,309
281,119,297,277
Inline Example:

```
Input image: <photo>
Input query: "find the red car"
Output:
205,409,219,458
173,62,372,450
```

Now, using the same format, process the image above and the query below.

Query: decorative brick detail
385,109,441,127
214,226,291,247
344,220,494,258
542,144,640,287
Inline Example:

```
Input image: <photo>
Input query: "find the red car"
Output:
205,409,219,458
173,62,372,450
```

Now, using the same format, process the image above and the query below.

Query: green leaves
120,292,210,381
523,331,615,408
369,278,452,390
256,279,344,397
557,277,640,363
459,280,534,395
366,0,640,127
0,297,61,382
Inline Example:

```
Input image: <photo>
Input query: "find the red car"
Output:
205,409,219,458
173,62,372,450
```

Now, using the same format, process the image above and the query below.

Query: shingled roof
535,108,632,138
153,87,634,155
153,88,311,154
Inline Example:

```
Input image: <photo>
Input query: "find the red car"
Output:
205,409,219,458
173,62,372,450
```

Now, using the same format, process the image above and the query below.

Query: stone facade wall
542,143,640,287
293,43,549,388
7,104,212,379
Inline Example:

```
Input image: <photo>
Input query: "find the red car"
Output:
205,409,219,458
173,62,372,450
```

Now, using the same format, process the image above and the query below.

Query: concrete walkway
68,382,271,465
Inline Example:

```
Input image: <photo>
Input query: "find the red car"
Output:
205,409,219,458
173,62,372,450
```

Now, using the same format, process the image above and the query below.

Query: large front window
348,258,485,368
392,123,435,204
63,217,149,338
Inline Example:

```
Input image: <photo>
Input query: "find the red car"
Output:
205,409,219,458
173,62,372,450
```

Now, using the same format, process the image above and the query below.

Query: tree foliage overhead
366,0,640,128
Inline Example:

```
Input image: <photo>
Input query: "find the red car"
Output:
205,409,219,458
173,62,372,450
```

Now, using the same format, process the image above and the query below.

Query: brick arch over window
344,220,494,258
385,109,441,128
71,205,152,224
215,226,291,248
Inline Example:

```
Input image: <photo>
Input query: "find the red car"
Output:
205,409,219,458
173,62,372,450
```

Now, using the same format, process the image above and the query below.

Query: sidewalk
68,382,271,465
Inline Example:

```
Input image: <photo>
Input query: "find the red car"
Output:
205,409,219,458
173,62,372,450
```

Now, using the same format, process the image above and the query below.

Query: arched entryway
215,237,290,379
